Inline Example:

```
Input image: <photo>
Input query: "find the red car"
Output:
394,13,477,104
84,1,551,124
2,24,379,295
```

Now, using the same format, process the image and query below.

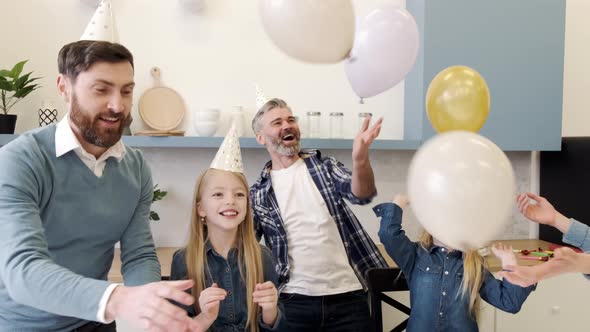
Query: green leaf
13,85,36,98
150,184,167,221
154,190,168,201
9,60,27,79
0,79,12,91
23,76,41,87
0,70,11,77
13,72,31,90
149,211,160,221
152,184,168,202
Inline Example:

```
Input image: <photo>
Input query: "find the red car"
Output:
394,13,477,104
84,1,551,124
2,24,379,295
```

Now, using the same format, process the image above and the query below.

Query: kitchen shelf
0,134,421,150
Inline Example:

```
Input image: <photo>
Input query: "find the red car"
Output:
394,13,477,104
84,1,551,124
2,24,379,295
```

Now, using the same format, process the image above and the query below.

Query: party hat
210,124,243,173
80,0,120,43
255,83,269,111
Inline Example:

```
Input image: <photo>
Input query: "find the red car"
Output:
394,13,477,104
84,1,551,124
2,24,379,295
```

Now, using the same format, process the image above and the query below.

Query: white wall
562,0,590,137
1,1,558,331
0,0,536,246
1,0,405,139
9,0,590,138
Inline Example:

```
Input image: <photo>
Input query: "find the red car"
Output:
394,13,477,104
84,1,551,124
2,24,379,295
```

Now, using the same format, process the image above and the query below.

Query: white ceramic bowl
194,120,218,137
194,109,221,121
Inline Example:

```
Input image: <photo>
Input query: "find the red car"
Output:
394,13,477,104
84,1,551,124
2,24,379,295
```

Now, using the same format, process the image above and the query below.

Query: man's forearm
351,159,376,198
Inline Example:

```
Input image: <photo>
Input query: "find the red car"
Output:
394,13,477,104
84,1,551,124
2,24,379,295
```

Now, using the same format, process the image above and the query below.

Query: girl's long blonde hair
185,169,263,332
419,231,486,319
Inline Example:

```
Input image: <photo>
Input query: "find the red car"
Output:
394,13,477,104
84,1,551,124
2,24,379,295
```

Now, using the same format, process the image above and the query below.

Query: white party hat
210,124,244,173
80,0,120,43
255,83,269,111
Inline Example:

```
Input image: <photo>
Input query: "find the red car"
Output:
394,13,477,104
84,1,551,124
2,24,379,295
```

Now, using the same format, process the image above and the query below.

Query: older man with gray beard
249,98,388,331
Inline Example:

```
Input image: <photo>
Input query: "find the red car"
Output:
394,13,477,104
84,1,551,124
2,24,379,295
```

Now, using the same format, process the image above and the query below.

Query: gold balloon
426,66,490,133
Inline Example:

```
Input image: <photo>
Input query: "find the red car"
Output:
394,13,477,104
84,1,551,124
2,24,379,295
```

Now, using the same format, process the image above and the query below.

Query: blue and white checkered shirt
250,150,387,289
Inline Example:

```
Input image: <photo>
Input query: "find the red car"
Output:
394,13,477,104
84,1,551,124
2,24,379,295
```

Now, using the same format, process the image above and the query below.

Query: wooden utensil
138,67,186,131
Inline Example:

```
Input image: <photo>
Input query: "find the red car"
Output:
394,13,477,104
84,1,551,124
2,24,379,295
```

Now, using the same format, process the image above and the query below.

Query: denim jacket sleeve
562,219,590,280
563,218,590,252
169,249,197,317
374,202,418,281
259,246,287,331
479,270,536,314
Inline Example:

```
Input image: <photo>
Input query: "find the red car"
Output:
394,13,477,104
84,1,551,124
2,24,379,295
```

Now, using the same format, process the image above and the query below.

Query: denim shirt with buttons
170,243,286,332
375,203,536,332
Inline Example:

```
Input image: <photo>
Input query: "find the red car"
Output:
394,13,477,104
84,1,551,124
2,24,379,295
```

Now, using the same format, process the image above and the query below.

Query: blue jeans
279,290,370,332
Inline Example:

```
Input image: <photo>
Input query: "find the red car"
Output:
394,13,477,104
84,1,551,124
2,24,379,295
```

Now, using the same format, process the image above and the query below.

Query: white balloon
259,0,355,64
407,131,515,251
344,5,419,98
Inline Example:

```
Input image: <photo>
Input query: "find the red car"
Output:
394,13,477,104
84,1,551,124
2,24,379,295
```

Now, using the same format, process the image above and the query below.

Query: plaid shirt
250,150,387,289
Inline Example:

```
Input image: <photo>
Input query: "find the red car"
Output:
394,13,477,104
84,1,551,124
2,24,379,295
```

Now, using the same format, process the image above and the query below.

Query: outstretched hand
516,192,558,226
105,280,195,332
352,116,383,163
498,247,582,287
491,242,517,269
392,194,409,209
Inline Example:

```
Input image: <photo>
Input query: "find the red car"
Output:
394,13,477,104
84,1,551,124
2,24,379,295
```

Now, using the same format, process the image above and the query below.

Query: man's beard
266,130,301,157
69,94,132,148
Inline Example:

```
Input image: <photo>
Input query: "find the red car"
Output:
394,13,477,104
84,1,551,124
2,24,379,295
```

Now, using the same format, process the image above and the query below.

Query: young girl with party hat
374,194,536,332
171,125,285,331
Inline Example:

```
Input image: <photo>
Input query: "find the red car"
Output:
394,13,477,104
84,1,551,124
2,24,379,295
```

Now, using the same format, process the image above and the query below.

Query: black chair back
366,268,411,332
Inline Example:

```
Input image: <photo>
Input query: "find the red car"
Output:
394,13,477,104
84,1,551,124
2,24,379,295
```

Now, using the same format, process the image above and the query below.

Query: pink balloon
344,5,419,99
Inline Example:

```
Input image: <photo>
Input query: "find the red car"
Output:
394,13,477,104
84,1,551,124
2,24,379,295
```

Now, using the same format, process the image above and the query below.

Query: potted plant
0,60,41,134
150,184,168,221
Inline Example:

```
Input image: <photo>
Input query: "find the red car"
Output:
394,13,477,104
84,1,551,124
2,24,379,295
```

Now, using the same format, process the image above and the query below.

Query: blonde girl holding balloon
373,194,536,332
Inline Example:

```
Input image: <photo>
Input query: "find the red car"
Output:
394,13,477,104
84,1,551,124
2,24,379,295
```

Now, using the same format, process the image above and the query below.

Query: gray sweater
0,125,160,331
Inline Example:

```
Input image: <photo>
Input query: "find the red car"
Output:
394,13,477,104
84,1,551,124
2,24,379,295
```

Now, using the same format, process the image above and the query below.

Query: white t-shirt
271,158,362,296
